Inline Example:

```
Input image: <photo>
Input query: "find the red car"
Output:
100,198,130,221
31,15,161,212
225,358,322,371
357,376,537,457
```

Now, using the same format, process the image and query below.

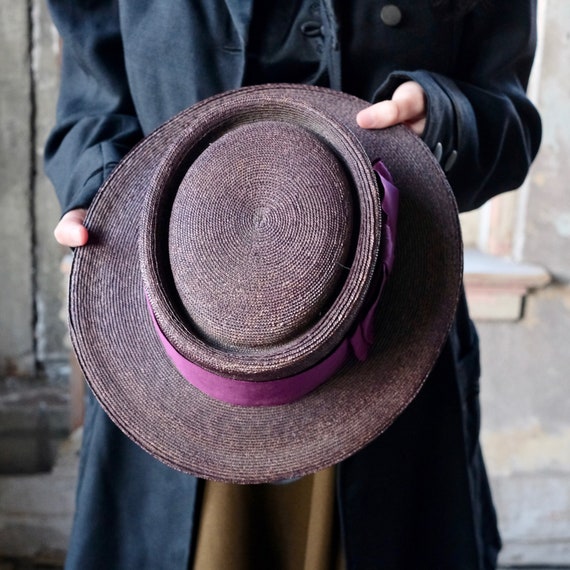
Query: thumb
54,208,89,247
356,81,426,135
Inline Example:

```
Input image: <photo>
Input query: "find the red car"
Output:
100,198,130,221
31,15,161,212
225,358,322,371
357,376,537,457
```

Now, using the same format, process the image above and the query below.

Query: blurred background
0,1,568,568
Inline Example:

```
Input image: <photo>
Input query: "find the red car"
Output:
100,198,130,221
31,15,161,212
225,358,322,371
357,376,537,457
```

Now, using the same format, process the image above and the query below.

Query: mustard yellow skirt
193,467,345,570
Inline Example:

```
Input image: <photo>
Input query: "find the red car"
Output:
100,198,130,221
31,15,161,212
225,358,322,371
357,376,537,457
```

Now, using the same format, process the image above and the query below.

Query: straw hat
69,84,462,483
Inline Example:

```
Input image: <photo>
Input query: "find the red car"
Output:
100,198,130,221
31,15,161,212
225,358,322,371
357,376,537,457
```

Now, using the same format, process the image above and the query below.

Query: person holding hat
45,1,541,569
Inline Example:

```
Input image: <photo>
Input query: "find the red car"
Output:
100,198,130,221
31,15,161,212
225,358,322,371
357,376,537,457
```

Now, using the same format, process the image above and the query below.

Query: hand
54,208,89,247
356,81,426,136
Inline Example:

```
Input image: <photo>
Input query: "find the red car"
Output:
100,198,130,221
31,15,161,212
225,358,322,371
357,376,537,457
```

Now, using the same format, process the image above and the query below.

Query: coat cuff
371,70,469,175
45,127,136,215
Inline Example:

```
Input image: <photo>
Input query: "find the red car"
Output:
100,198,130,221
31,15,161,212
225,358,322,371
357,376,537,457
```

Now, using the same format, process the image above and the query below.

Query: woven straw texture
69,84,463,483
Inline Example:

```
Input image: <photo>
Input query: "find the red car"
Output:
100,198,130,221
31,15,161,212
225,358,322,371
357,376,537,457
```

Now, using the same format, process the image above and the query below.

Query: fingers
356,81,427,135
54,208,89,247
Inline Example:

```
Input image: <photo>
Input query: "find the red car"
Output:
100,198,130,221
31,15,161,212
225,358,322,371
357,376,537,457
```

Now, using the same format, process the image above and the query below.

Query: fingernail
356,109,371,127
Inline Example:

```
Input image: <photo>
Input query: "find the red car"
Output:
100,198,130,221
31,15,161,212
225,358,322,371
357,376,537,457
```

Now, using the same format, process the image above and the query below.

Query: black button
380,5,402,27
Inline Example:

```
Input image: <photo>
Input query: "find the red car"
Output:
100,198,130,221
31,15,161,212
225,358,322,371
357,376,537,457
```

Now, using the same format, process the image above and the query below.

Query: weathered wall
480,288,570,565
0,2,70,559
0,2,35,378
32,1,70,379
524,0,570,283
0,1,66,383
479,0,570,563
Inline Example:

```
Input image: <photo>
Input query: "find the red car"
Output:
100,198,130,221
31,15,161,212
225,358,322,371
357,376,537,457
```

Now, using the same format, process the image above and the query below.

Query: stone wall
479,1,570,563
0,1,66,383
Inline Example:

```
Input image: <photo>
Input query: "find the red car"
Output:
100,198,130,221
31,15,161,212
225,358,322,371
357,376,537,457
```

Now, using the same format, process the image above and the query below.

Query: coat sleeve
44,0,143,214
373,1,542,213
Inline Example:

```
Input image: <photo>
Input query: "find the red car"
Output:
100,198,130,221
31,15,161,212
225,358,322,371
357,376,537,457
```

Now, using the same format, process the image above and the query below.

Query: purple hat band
147,160,399,407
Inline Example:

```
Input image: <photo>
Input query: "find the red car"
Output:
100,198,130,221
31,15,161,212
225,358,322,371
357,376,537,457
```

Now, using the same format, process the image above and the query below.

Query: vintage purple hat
69,84,462,483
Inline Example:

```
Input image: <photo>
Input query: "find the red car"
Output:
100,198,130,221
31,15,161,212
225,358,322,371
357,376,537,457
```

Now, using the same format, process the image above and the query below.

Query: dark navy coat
45,1,541,568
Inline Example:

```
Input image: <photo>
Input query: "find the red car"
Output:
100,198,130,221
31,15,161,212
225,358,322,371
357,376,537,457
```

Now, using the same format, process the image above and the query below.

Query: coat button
433,142,443,163
380,5,402,27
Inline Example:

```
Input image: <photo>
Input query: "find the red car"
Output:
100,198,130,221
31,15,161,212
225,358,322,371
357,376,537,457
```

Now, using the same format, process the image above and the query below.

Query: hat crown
169,121,354,349
139,97,382,381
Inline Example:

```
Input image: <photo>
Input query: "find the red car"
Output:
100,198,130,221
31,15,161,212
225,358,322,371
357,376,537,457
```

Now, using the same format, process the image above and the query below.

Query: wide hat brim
69,84,463,484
